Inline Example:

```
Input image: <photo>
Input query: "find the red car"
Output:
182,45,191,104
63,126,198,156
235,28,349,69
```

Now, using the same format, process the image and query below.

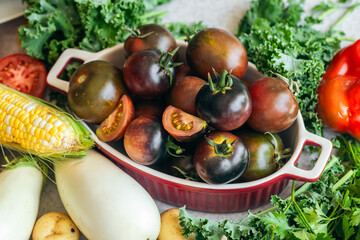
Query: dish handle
281,131,333,182
47,48,96,93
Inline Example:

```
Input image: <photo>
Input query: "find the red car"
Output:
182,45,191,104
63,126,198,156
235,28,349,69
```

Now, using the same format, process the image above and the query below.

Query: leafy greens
18,0,201,65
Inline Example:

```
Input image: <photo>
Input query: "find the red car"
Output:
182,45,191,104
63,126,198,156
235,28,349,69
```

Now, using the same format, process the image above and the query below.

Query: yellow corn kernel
9,116,15,127
47,116,58,124
29,114,38,123
39,129,46,139
49,126,58,136
0,111,6,122
25,123,32,133
34,128,41,138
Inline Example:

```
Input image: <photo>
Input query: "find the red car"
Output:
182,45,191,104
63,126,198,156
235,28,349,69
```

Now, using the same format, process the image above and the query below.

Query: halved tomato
0,54,47,98
96,94,135,142
162,105,207,142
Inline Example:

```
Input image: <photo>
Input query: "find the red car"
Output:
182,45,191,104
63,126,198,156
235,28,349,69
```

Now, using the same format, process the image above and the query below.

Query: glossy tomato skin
162,105,207,142
68,60,127,123
96,94,135,142
247,77,298,133
186,28,248,79
195,75,251,131
123,49,175,99
236,132,278,181
0,54,46,98
194,131,249,184
124,115,168,165
167,76,206,116
124,24,177,58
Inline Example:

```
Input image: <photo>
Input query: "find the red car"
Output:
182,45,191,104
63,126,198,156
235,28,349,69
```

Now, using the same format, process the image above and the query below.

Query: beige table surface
1,0,360,239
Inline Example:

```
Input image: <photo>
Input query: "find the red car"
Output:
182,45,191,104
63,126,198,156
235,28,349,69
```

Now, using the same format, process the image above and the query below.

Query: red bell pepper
322,39,360,81
317,40,360,139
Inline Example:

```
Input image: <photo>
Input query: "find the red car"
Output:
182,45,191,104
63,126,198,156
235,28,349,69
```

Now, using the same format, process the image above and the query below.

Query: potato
158,208,195,240
32,212,80,240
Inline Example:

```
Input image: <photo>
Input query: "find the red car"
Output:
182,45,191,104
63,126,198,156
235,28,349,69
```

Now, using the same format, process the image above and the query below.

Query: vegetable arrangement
0,0,359,239
66,23,297,185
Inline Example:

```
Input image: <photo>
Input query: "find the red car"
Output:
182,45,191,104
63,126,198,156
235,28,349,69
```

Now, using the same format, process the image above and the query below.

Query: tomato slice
96,94,135,142
0,54,47,98
162,105,207,142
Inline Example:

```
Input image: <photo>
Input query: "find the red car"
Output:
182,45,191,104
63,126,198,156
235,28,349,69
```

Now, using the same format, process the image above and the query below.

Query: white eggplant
0,157,43,240
55,149,161,240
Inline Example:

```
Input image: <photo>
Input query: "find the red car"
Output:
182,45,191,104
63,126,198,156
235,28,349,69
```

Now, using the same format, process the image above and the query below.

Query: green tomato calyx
208,69,233,94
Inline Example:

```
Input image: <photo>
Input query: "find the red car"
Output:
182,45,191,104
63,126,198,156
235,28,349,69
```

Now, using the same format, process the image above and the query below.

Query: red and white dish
47,42,332,213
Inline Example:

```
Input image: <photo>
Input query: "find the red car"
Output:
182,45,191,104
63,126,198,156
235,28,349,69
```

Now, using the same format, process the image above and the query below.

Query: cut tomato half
0,54,47,98
162,105,207,142
96,94,135,142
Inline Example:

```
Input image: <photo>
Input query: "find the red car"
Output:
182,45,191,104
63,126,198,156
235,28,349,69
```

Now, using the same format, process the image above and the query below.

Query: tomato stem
205,136,235,156
207,69,233,94
158,46,182,86
166,136,185,157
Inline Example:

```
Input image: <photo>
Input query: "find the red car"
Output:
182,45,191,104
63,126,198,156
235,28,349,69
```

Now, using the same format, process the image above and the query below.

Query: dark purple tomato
167,76,206,115
122,49,176,99
195,72,252,131
247,77,299,133
236,131,280,181
68,60,128,123
162,105,207,142
186,28,248,79
124,24,177,58
193,131,249,184
124,115,168,165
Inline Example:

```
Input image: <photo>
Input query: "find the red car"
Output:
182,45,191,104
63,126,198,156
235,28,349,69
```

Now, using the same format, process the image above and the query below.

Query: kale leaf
18,0,175,65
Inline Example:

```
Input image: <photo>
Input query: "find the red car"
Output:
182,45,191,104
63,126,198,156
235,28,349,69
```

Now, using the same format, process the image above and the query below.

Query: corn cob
0,83,93,158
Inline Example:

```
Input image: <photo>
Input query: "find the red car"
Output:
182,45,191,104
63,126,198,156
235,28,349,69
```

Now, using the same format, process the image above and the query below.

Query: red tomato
0,54,47,98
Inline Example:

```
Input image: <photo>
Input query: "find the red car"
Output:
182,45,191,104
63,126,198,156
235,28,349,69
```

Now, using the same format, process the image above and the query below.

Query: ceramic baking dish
47,42,332,213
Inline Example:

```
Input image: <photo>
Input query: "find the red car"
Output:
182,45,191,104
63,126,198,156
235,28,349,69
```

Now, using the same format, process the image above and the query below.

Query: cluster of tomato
67,24,298,184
